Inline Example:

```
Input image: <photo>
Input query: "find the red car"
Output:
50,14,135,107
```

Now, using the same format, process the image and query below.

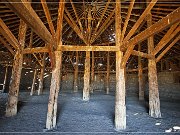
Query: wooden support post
83,51,90,101
106,52,110,94
5,20,27,117
30,69,37,96
147,13,161,118
138,44,144,100
46,51,62,129
37,53,46,95
2,66,8,93
90,51,95,93
46,0,64,130
73,51,78,92
115,0,126,130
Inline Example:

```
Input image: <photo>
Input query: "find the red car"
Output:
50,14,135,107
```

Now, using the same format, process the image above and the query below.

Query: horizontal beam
59,45,119,52
23,46,119,53
23,47,48,54
131,50,154,59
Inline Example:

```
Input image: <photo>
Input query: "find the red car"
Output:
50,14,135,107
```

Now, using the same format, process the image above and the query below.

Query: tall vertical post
30,69,37,96
38,53,46,95
138,44,144,100
115,0,126,130
147,13,161,118
106,52,110,94
83,51,90,101
91,51,95,93
2,66,8,93
73,51,78,92
46,0,65,130
5,20,27,117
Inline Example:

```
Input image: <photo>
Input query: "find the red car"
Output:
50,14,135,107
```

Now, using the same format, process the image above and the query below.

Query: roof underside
0,0,179,72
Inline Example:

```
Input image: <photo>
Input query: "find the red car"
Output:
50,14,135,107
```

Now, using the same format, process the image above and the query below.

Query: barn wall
0,64,179,100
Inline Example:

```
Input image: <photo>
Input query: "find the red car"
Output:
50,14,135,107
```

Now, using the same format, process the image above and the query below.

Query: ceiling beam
123,0,158,43
0,18,19,50
156,35,180,62
120,7,180,68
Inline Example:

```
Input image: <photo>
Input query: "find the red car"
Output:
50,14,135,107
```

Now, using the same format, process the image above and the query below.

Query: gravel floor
0,90,180,134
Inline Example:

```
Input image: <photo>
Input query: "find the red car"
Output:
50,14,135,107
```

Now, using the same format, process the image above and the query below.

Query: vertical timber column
46,0,65,130
147,13,161,118
30,69,37,96
74,51,78,92
115,0,126,130
5,20,27,117
83,51,90,101
90,51,95,93
106,52,110,94
2,66,8,92
138,44,144,100
46,51,62,129
38,53,46,95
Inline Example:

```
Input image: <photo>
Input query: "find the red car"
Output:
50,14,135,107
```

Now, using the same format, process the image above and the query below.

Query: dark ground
0,90,180,135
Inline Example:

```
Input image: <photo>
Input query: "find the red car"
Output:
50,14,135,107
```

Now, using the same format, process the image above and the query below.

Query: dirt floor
0,90,180,134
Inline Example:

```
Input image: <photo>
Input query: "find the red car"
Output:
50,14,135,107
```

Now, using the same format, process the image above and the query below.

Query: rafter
156,35,180,62
123,0,158,43
0,18,19,50
0,36,15,55
152,23,180,55
120,7,180,68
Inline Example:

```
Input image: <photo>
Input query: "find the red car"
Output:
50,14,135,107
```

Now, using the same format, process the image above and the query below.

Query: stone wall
0,64,179,100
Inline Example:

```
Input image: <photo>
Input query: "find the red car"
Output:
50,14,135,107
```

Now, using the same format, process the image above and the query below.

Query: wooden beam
92,0,111,42
123,0,157,43
131,50,154,59
5,0,52,43
156,35,180,62
5,0,55,69
64,8,87,44
0,18,19,49
60,45,119,52
46,0,65,130
138,44,144,100
83,51,90,101
90,9,115,44
73,51,78,92
5,20,27,117
147,12,161,118
120,7,180,68
121,0,135,42
121,7,180,51
40,0,55,36
90,51,95,93
30,69,37,96
0,36,15,55
37,53,46,95
152,23,180,55
106,52,110,94
23,47,49,54
115,0,126,130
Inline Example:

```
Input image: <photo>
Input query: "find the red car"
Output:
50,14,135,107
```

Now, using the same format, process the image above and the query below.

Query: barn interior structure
0,0,180,133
